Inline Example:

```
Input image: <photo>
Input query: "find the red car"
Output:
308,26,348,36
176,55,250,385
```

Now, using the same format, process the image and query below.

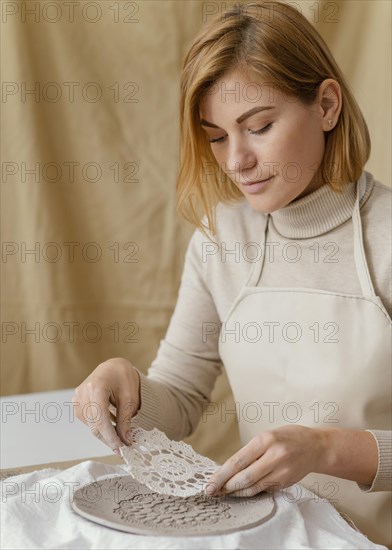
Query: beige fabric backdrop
2,0,391,463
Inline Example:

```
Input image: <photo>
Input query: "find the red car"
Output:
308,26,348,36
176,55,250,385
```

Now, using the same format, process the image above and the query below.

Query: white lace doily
119,426,219,497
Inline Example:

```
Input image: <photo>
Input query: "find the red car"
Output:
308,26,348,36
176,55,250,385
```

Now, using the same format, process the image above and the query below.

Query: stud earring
328,119,333,126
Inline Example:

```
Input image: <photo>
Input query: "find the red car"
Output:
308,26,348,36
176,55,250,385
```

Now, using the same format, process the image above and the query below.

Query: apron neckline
245,171,376,298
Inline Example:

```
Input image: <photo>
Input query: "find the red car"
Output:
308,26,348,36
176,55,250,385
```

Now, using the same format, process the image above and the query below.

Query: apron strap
245,213,270,288
246,172,376,297
353,171,376,297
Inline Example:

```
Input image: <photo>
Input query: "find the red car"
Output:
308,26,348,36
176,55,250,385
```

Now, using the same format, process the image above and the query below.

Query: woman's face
199,70,340,212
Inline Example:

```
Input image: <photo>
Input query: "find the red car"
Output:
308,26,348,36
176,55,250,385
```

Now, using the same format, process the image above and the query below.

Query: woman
73,2,391,546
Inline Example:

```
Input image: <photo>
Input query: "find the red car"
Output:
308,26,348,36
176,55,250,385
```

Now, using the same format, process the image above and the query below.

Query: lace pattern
119,426,219,496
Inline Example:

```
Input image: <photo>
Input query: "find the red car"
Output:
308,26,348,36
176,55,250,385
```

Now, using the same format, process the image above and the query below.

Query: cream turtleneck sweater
135,169,391,493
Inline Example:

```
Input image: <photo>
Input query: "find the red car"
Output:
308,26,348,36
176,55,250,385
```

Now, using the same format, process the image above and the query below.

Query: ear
317,79,342,131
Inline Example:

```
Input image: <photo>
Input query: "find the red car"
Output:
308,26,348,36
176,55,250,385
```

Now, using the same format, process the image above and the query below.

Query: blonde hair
176,0,371,238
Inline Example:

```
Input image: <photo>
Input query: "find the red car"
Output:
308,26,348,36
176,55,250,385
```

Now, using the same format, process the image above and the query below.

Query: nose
225,138,258,185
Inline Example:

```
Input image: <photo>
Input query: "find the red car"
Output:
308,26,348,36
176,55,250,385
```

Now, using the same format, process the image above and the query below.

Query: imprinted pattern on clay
113,492,232,528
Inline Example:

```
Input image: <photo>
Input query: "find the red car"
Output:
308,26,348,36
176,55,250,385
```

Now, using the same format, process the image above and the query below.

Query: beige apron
218,172,392,548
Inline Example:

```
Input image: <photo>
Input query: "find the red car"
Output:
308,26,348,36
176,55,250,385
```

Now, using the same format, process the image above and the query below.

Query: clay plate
71,475,276,536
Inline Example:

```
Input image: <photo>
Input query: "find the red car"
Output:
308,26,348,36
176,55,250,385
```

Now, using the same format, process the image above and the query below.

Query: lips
239,175,275,194
242,176,273,186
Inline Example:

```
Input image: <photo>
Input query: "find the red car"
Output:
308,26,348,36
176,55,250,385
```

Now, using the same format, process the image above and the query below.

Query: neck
294,171,326,201
268,170,373,239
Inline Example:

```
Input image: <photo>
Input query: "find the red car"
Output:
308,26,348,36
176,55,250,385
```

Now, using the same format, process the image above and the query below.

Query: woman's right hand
72,357,141,454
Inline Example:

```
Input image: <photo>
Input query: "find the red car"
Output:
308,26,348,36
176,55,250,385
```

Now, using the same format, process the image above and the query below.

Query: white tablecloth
0,461,386,549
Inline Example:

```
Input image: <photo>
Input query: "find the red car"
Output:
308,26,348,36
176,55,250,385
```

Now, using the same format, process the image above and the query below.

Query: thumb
115,395,138,445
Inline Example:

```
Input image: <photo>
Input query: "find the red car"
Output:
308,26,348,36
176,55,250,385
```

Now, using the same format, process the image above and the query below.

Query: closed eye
250,122,273,136
208,123,273,144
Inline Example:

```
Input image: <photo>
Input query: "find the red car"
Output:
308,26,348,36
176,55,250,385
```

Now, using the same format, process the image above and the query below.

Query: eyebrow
199,106,275,128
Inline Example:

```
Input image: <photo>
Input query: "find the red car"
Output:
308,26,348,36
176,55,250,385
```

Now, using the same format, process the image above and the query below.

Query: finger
205,440,263,495
229,477,282,498
115,395,139,445
205,455,248,495
222,460,273,494
222,446,274,493
85,390,123,451
228,482,264,498
108,403,117,425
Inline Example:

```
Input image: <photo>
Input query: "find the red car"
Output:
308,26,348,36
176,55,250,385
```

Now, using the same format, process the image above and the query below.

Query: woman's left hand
205,425,325,497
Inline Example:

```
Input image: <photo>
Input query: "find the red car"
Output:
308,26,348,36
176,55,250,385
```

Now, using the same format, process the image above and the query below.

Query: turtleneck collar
268,171,374,239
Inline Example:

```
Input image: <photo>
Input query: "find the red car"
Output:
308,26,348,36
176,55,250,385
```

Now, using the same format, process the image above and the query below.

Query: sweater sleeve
133,226,223,441
357,430,392,492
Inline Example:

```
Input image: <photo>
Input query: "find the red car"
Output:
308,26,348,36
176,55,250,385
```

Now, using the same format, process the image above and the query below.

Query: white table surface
0,389,112,469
